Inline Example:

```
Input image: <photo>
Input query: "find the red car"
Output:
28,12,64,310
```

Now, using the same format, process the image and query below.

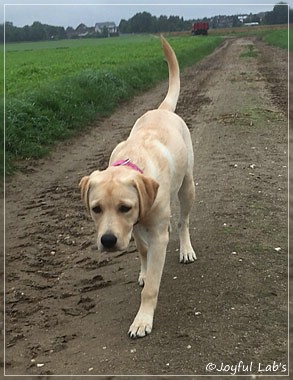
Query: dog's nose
101,234,117,249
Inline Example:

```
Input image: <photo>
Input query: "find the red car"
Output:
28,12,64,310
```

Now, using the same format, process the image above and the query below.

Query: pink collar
112,159,143,174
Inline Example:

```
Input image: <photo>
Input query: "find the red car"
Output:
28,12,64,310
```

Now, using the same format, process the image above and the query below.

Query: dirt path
4,37,288,377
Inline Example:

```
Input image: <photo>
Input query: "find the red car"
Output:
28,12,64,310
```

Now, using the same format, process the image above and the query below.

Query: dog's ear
79,176,91,213
133,174,159,220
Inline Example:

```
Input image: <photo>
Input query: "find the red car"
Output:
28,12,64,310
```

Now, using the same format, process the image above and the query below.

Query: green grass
4,35,223,172
263,28,291,51
210,25,291,51
5,36,164,95
240,44,258,58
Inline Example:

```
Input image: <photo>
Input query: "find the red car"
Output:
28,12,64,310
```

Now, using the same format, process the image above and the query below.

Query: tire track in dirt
4,37,288,376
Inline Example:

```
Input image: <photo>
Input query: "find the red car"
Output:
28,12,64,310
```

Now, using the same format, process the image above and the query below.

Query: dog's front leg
128,226,169,338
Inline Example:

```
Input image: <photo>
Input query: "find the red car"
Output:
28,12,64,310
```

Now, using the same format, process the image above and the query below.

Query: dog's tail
158,35,180,113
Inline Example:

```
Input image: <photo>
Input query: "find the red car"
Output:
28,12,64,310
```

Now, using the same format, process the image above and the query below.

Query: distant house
95,22,118,34
66,22,118,39
76,23,88,34
74,23,95,37
237,14,248,23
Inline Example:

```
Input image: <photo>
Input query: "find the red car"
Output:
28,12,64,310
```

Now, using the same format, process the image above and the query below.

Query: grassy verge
4,35,222,174
262,28,292,51
210,24,291,51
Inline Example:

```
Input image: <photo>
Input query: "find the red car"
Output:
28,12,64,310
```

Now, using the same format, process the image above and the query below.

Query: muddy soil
3,37,289,378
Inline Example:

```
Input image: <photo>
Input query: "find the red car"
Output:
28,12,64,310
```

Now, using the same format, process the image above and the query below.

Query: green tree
264,2,289,24
130,12,153,33
30,21,46,40
118,19,129,33
118,11,197,33
0,24,3,43
273,2,289,23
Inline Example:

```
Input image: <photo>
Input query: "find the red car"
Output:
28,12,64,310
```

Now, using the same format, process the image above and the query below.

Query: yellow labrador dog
79,36,196,338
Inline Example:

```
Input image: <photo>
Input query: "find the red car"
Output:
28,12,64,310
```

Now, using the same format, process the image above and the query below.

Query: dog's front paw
128,313,153,339
180,250,197,264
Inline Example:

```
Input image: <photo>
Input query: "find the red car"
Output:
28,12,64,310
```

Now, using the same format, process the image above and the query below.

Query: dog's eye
119,205,132,213
92,205,102,214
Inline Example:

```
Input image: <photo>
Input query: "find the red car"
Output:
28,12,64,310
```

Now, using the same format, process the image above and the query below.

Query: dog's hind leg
178,174,197,263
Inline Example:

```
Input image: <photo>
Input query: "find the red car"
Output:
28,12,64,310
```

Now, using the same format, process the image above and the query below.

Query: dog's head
79,167,159,252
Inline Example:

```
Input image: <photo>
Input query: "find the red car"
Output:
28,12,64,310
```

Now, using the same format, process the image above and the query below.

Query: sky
1,1,292,29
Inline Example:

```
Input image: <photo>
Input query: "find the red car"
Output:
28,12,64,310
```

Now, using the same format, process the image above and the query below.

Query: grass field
2,27,290,175
5,35,180,95
263,28,291,50
209,24,292,50
3,35,223,173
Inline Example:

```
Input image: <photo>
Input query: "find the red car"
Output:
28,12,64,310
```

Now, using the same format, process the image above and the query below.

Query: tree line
263,2,291,24
1,21,66,42
119,12,192,33
119,4,291,33
1,2,291,43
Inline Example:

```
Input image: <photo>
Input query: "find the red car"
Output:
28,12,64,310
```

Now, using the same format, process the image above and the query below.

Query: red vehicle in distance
192,22,209,35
